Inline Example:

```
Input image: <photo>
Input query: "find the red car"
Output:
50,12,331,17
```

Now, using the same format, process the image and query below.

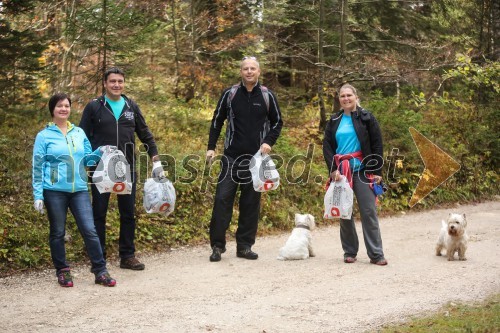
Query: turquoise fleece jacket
32,122,102,201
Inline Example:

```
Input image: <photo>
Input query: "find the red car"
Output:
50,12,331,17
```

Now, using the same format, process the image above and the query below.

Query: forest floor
1,201,499,333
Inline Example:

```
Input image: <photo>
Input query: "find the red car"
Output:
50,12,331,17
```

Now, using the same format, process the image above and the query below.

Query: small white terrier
435,213,468,261
277,214,315,260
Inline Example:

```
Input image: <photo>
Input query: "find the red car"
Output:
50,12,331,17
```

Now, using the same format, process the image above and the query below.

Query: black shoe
120,257,145,270
209,247,226,262
236,248,258,260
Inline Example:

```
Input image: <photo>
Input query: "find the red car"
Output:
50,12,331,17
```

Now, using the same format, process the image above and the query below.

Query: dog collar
295,225,310,230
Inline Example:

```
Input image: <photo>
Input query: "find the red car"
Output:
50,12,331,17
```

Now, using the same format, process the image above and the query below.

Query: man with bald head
206,56,283,262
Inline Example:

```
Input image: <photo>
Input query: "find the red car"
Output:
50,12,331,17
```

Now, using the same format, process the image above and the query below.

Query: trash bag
143,178,176,215
249,151,280,192
92,149,132,194
324,176,353,219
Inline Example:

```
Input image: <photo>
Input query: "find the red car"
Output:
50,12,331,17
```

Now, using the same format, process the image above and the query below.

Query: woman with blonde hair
322,84,387,265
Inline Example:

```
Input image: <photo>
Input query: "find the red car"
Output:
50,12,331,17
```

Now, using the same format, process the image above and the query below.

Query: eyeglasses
242,56,257,61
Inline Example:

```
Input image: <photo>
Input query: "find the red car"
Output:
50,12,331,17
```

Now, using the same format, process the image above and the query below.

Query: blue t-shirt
335,114,363,171
105,96,125,120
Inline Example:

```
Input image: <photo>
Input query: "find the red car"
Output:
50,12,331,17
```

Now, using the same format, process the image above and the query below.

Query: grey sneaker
120,257,145,270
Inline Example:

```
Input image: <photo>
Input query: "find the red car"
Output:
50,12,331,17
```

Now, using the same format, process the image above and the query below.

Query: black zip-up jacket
208,82,283,159
322,106,383,176
79,94,159,172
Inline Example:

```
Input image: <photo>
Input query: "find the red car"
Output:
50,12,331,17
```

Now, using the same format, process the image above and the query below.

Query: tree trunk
171,0,181,98
318,0,327,130
493,0,500,60
185,0,196,102
100,0,108,95
339,0,347,64
61,0,77,91
333,0,349,113
396,80,400,106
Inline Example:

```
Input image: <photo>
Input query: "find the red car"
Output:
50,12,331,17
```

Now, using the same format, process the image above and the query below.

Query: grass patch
379,294,500,332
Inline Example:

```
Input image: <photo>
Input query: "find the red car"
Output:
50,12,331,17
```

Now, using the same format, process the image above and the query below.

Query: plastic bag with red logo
249,151,280,192
143,177,176,215
324,176,353,219
92,148,132,194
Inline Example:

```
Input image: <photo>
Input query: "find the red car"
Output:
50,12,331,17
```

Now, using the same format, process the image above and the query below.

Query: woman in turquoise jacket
32,93,116,287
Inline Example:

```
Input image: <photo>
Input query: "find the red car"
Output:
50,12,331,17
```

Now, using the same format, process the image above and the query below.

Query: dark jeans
44,190,107,276
210,156,262,251
90,174,137,259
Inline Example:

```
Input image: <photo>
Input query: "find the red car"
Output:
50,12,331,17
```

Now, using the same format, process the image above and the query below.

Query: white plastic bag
143,178,176,215
92,149,132,194
249,151,280,192
324,176,353,219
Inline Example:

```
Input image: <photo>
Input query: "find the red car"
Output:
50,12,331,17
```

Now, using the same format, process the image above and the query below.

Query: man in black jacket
206,56,283,262
80,67,164,270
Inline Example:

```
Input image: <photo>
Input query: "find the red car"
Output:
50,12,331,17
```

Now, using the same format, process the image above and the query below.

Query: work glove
99,145,118,154
34,200,44,214
206,150,216,166
152,160,165,179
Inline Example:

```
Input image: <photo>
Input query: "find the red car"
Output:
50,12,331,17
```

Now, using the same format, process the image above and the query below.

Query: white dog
435,213,468,261
277,214,315,260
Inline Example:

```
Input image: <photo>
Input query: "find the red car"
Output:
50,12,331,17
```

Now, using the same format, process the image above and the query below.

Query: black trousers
90,173,137,260
210,156,261,250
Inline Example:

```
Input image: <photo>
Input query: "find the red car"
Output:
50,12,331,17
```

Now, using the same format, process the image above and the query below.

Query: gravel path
1,201,499,333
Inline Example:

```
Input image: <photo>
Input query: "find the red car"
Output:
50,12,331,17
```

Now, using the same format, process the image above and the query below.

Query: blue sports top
335,114,363,171
105,96,126,120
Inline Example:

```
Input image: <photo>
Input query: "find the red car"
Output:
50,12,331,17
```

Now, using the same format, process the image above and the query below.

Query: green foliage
0,15,45,109
444,53,500,94
379,294,500,332
1,82,498,272
0,1,499,274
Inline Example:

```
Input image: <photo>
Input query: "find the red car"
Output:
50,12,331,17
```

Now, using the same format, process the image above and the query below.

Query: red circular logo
330,207,340,217
159,203,170,212
264,180,274,191
113,182,125,192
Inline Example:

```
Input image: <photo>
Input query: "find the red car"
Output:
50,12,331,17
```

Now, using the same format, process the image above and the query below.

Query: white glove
260,143,272,155
206,150,215,165
152,160,165,179
99,145,118,154
34,200,44,214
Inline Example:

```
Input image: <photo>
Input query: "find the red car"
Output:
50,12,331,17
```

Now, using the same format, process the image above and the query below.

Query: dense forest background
0,0,498,273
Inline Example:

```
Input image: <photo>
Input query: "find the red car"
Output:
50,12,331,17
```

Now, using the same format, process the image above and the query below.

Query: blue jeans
90,174,137,259
44,190,107,276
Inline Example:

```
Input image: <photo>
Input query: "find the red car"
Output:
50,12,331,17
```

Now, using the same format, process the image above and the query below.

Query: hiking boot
120,257,145,270
95,272,117,287
57,268,73,287
236,248,258,260
209,247,226,262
